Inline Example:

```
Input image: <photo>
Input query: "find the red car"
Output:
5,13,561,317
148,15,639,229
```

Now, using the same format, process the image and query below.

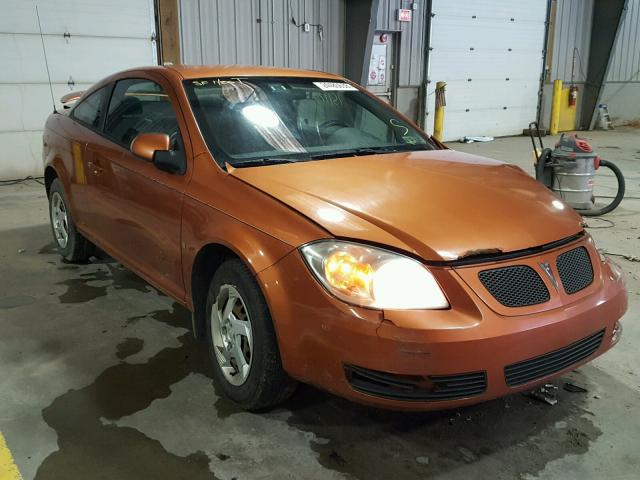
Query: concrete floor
0,128,639,480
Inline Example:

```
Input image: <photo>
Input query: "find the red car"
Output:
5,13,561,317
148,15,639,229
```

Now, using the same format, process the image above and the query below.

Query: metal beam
581,0,627,128
344,0,380,86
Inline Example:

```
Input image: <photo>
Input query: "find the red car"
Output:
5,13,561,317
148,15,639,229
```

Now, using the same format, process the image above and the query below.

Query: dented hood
230,150,584,261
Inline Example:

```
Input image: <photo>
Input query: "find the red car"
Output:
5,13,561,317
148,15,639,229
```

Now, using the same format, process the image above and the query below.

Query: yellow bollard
433,81,446,141
550,79,563,136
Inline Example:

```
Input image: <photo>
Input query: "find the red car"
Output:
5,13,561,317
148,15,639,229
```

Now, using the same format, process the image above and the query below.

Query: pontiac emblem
539,262,558,290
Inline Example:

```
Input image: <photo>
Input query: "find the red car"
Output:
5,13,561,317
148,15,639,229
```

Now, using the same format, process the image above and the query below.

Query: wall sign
397,9,412,22
368,44,387,86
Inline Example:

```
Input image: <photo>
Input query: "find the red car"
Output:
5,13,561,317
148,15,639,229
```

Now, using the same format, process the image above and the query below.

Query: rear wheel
205,258,296,410
48,178,94,262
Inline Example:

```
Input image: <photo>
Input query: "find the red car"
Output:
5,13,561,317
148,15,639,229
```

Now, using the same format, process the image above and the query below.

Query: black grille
504,329,605,387
478,265,550,307
556,247,594,294
345,365,486,401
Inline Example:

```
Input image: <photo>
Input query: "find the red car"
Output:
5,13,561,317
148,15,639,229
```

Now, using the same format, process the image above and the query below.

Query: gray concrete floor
0,128,639,480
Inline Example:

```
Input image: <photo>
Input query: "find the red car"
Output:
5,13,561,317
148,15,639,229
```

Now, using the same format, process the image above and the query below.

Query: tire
578,159,626,217
205,258,296,410
48,178,95,262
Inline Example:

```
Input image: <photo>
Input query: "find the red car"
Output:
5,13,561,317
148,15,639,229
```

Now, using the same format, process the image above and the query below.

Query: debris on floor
563,382,588,393
415,456,430,465
526,384,559,405
459,136,494,143
457,446,478,463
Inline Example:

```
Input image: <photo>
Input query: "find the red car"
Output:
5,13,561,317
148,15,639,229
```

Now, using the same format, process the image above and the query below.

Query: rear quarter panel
43,113,84,210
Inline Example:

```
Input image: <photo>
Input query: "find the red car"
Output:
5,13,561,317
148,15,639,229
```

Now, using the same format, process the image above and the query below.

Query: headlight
300,240,449,310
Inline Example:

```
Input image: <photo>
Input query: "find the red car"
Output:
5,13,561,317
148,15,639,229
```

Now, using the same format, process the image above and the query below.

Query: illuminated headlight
300,240,449,310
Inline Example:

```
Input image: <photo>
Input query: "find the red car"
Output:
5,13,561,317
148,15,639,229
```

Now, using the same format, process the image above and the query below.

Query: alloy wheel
210,284,253,386
50,191,69,249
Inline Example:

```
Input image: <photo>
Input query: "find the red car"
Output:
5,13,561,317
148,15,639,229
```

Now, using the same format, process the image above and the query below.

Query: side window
71,86,109,129
105,79,180,148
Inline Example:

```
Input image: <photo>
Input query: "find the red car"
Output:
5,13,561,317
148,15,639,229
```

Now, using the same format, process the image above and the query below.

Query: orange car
43,65,627,411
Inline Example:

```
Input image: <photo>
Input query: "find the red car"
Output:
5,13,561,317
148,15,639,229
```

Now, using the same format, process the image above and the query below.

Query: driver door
100,75,191,301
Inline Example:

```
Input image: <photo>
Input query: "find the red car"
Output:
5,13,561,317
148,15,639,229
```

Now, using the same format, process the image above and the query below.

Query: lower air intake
504,329,605,387
345,365,486,401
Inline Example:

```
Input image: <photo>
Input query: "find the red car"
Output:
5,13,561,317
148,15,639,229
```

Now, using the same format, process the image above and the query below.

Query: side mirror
130,133,185,174
130,133,170,162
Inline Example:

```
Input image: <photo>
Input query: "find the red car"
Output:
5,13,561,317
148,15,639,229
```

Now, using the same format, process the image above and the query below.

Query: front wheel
205,258,296,410
48,178,94,262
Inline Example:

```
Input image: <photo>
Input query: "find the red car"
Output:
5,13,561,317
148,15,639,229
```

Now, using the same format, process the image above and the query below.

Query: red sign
397,8,412,22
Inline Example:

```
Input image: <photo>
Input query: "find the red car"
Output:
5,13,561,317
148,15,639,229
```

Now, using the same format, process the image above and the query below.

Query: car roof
164,64,344,80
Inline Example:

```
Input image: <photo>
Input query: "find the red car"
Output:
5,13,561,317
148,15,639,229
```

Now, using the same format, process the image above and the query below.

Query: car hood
230,150,584,261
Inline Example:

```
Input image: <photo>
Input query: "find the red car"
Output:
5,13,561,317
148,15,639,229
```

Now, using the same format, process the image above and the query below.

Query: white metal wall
179,0,345,74
425,0,548,140
550,0,594,84
0,0,157,180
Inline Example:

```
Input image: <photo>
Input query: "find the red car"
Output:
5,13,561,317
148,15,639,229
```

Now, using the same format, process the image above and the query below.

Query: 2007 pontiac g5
43,65,627,410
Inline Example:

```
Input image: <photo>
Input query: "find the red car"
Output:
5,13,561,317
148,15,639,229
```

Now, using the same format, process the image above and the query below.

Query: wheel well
190,244,239,340
44,166,58,196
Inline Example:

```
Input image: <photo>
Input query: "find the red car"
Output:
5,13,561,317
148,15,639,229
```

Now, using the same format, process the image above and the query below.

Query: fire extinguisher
569,85,578,107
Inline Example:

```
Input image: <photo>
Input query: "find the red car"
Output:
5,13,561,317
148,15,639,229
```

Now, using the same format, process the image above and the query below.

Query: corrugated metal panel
551,0,593,83
375,0,426,86
376,0,397,31
607,0,640,82
179,0,203,63
179,0,345,74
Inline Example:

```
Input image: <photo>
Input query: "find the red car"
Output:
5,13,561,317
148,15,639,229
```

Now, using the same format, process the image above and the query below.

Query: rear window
71,86,109,129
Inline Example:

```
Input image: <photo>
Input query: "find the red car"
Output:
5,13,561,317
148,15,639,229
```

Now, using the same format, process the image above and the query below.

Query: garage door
0,0,157,180
426,0,547,141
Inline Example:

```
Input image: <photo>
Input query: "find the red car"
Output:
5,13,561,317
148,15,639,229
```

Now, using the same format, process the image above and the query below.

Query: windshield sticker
313,82,358,92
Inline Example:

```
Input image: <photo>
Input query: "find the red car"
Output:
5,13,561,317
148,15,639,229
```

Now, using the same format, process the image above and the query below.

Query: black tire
578,159,626,217
48,178,94,262
205,258,296,410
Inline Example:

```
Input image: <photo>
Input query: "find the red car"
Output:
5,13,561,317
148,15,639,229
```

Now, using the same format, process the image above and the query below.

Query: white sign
368,44,388,86
397,8,412,22
312,82,358,91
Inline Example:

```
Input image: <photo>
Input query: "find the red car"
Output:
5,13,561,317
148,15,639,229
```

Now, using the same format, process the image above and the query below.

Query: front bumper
257,238,627,411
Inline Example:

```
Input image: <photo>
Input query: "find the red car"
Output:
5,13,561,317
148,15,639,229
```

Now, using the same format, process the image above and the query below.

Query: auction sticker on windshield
313,82,358,91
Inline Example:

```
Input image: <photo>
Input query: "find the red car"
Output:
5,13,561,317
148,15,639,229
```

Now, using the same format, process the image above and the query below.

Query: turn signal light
324,251,374,297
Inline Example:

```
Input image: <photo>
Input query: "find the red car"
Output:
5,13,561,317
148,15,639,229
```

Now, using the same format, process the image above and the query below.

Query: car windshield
183,77,434,167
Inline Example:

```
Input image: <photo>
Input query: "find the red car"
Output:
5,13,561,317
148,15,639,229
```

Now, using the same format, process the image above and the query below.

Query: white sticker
313,81,358,91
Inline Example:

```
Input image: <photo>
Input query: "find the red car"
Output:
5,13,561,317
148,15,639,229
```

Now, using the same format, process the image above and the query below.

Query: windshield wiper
308,145,430,160
308,148,384,160
231,157,300,168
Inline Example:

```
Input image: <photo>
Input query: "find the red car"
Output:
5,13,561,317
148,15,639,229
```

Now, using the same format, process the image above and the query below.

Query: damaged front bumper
258,237,627,411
